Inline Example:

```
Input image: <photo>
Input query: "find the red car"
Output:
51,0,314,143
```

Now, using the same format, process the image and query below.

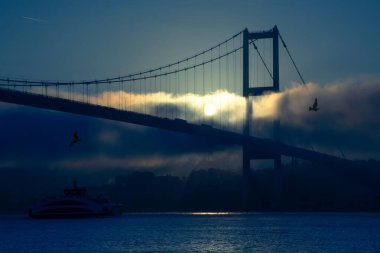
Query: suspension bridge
0,26,349,172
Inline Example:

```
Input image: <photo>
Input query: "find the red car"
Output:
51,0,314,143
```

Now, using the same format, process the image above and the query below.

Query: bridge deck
0,88,347,165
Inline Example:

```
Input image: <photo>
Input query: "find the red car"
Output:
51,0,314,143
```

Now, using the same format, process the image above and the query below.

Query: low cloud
93,76,379,159
254,76,380,159
0,76,379,171
90,90,247,126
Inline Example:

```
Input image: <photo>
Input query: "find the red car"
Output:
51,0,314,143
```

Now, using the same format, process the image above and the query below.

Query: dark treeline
99,169,246,212
1,160,380,213
96,160,380,212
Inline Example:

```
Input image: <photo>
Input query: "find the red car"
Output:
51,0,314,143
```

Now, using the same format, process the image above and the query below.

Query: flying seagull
309,98,319,112
69,131,81,147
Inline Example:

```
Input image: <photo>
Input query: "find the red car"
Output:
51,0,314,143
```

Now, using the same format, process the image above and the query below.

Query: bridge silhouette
0,26,349,172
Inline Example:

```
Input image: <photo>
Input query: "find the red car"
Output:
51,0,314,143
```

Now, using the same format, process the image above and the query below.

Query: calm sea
0,212,380,253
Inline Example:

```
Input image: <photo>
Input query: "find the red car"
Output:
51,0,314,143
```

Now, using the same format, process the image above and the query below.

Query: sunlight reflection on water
189,212,240,216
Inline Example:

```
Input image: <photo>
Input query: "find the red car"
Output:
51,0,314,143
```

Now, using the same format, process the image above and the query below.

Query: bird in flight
69,131,81,147
309,98,319,112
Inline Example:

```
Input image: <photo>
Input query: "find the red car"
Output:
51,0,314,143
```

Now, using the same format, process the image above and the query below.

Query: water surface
1,212,380,252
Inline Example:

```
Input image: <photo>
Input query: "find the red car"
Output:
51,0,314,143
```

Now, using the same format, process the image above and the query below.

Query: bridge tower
243,26,281,174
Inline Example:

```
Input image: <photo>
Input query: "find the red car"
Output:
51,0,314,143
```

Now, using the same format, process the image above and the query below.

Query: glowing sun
204,103,216,116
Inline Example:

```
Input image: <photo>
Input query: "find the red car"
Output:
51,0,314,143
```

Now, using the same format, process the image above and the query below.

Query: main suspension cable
0,46,243,87
0,30,244,87
278,31,306,85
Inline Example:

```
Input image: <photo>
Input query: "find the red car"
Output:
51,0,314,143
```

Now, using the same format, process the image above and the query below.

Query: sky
0,0,380,177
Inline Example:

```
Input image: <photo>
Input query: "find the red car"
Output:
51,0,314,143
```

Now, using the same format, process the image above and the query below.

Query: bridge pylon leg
243,144,251,176
274,155,281,170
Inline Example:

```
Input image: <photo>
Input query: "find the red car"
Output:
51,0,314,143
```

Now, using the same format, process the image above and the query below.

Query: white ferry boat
28,180,122,218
